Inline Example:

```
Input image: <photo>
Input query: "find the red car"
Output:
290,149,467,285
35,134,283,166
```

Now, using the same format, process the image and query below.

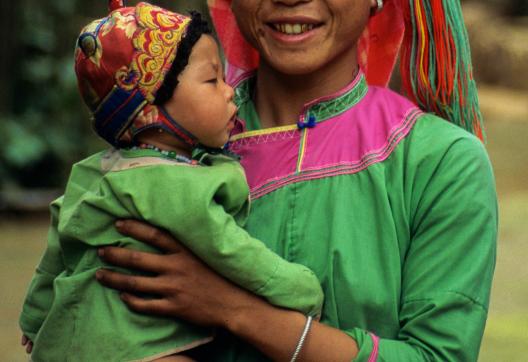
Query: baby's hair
154,11,211,106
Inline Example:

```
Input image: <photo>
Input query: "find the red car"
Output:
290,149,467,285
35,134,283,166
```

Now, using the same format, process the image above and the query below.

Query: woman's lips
264,18,323,44
271,23,317,35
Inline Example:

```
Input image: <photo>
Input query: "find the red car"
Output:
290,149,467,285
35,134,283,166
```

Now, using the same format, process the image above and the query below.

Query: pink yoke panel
301,87,419,171
229,86,422,199
229,130,301,193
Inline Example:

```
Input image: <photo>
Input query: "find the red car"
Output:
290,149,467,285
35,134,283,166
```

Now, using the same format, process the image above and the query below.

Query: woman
96,0,497,360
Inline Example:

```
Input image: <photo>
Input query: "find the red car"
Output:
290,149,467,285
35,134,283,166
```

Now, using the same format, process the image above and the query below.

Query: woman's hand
97,220,358,361
95,219,256,328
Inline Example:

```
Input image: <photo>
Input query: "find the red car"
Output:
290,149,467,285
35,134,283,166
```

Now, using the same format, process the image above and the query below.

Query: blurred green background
1,0,527,360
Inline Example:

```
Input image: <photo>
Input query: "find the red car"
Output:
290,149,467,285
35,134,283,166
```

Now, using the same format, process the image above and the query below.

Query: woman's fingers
115,220,183,253
26,341,33,354
96,268,168,295
98,246,168,273
120,292,174,316
21,335,33,353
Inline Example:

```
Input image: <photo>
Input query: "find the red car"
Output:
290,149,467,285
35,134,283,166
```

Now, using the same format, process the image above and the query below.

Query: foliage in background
1,0,101,191
0,0,209,193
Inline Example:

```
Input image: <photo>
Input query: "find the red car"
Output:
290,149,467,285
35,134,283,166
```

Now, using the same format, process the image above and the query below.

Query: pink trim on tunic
230,84,422,200
368,333,380,362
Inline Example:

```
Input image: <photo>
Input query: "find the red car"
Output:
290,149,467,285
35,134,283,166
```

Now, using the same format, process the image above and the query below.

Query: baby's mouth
227,113,237,128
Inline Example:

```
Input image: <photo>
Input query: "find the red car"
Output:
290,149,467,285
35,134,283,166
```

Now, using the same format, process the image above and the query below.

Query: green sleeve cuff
19,311,44,341
345,328,377,362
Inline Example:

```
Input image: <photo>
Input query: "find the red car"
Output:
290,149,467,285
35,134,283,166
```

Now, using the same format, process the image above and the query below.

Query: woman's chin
263,57,326,77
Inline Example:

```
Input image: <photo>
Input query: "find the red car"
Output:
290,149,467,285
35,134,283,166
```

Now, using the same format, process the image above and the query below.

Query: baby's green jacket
19,148,323,362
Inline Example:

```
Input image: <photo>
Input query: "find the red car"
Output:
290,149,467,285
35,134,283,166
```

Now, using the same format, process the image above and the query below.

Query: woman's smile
232,0,372,75
264,16,324,45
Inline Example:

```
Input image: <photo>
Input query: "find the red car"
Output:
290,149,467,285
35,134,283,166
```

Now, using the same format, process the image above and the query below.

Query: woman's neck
254,47,359,128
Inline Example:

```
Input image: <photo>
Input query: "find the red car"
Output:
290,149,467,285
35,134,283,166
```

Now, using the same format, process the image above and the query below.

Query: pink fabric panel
229,85,420,196
301,87,418,171
230,131,301,193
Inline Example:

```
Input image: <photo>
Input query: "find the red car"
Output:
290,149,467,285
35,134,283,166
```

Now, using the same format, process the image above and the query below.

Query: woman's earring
375,0,383,13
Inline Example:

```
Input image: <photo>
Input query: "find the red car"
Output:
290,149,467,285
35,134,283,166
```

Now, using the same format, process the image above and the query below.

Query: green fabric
19,198,63,342
19,148,323,362
234,75,369,126
206,110,497,361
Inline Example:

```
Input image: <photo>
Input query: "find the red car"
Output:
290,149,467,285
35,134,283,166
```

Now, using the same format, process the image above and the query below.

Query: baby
19,2,323,361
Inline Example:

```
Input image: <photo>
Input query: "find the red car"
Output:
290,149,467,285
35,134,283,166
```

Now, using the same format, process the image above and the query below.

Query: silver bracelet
290,315,313,362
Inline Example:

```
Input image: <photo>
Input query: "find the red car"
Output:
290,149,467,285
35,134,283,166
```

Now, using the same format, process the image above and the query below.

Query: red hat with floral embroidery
75,1,210,147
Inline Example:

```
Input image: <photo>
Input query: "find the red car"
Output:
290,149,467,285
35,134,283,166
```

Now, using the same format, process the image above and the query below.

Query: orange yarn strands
399,0,485,141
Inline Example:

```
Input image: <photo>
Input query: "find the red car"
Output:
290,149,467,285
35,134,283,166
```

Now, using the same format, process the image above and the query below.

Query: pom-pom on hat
75,1,209,148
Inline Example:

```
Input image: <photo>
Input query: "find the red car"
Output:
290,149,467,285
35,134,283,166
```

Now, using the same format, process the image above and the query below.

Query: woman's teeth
273,23,315,35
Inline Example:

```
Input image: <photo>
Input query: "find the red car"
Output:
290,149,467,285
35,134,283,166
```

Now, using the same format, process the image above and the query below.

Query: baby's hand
21,335,33,354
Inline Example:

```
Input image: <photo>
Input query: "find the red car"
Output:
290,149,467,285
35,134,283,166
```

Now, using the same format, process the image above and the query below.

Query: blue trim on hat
158,106,199,147
94,17,109,36
94,86,147,146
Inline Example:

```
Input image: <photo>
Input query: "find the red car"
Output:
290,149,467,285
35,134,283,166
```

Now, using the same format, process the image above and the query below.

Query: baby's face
163,35,237,148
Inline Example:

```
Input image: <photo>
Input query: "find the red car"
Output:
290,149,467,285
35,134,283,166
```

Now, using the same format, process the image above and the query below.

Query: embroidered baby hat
75,1,209,147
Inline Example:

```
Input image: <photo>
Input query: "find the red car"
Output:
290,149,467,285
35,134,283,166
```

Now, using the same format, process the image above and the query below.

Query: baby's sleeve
19,197,65,341
184,196,325,317
116,160,323,317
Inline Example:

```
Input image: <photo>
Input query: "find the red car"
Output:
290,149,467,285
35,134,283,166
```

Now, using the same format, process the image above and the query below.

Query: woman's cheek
231,1,261,48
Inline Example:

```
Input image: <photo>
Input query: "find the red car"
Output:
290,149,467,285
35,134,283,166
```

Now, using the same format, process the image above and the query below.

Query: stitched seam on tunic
302,108,421,172
288,182,299,261
402,290,488,311
254,257,283,295
229,129,299,148
299,72,365,119
410,136,475,237
308,81,369,122
250,109,422,199
229,125,298,142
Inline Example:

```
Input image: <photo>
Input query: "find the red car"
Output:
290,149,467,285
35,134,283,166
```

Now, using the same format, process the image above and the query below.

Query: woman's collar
233,70,368,129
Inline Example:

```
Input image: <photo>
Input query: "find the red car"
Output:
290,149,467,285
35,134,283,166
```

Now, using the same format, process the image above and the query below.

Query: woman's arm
96,220,359,362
